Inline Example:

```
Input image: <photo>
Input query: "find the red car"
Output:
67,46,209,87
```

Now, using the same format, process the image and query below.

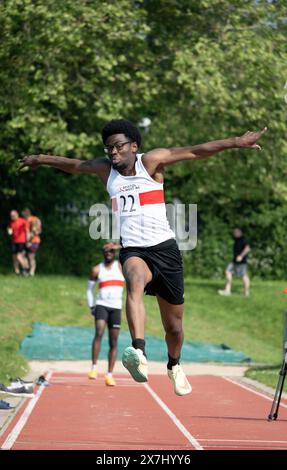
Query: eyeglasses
104,141,132,154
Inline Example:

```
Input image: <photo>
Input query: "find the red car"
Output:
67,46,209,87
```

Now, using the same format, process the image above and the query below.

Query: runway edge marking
144,383,203,450
223,377,287,409
1,371,53,450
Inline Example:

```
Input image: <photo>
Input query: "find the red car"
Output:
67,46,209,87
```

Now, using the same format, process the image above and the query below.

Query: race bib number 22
115,192,141,217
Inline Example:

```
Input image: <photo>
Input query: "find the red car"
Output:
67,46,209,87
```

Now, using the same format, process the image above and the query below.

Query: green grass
0,274,286,390
245,365,286,389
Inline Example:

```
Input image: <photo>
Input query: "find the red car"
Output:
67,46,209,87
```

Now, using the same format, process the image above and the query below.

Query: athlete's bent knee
165,325,183,337
95,330,104,340
109,338,118,350
126,274,146,294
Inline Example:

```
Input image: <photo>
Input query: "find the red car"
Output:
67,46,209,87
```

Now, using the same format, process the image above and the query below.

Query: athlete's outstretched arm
19,154,111,183
143,128,267,170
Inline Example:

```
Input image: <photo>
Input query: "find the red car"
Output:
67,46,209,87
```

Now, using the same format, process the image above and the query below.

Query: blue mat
20,323,251,363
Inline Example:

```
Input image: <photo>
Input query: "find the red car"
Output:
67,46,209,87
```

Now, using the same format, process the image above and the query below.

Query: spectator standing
218,228,251,297
7,210,29,275
22,208,42,276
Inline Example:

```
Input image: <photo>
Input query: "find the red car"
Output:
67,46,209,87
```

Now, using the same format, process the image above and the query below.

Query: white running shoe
218,290,231,296
122,346,148,382
167,364,192,396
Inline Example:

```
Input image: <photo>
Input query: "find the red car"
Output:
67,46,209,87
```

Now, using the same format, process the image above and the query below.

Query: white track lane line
144,383,203,450
199,439,287,444
223,377,287,409
1,371,53,450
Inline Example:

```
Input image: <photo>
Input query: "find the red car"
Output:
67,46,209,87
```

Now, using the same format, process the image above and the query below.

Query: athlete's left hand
18,155,42,170
235,127,267,150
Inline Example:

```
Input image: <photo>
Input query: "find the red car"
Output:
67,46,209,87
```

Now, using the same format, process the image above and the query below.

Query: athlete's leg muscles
108,327,120,373
156,294,192,395
17,251,29,270
242,273,250,296
224,269,233,293
28,252,36,275
121,257,151,382
92,318,106,364
12,254,20,274
122,256,152,340
156,294,184,361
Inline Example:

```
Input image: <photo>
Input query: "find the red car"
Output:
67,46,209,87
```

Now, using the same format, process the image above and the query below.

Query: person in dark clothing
218,228,251,297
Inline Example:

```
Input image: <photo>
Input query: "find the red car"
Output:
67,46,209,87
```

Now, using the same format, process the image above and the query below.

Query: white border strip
223,377,287,409
144,383,203,450
200,439,287,443
1,371,52,450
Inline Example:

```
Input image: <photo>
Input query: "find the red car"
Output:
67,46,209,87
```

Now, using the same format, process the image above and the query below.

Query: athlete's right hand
19,155,42,170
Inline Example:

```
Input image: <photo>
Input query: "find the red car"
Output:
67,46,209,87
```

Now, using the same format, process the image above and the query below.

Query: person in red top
7,210,29,275
22,208,42,276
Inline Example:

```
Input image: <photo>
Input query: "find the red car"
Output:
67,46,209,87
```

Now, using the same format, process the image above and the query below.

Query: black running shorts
92,305,121,329
119,238,184,305
11,243,26,254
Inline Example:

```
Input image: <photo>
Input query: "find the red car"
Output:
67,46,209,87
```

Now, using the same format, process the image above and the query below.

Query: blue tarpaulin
20,323,251,363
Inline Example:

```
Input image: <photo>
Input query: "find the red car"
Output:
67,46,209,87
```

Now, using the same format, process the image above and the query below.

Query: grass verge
0,274,286,390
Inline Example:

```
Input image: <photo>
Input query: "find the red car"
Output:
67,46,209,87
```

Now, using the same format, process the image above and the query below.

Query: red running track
1,373,287,451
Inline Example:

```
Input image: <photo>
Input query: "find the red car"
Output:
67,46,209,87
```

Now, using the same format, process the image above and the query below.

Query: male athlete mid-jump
21,120,266,396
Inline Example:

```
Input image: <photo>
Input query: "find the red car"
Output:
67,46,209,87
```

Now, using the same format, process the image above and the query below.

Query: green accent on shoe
122,346,148,383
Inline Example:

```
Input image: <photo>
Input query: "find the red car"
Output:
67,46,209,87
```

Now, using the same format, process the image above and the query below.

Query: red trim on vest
111,198,118,212
139,189,164,205
99,280,124,288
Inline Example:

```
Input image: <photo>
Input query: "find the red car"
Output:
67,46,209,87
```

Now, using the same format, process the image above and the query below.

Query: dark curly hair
101,119,141,147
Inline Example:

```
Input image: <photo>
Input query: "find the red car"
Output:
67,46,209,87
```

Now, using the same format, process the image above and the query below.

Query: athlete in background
87,242,124,386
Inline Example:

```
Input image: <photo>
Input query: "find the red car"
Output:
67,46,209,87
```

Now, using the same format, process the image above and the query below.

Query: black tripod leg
273,366,287,420
268,360,287,421
268,375,283,421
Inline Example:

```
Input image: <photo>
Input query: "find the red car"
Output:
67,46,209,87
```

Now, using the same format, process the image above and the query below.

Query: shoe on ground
0,383,35,398
9,379,34,394
167,364,192,396
88,370,98,380
218,290,231,296
10,377,34,389
36,375,50,386
0,399,14,410
105,375,116,386
122,346,148,383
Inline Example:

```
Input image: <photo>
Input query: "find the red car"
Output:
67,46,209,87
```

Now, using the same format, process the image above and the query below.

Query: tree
0,0,286,276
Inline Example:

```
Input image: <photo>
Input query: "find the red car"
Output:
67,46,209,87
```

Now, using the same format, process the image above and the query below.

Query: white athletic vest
106,154,175,247
95,261,125,309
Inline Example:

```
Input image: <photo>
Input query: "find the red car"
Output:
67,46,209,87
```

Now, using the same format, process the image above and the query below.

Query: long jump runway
1,372,287,450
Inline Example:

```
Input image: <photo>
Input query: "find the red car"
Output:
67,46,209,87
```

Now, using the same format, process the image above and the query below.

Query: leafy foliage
0,1,286,276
